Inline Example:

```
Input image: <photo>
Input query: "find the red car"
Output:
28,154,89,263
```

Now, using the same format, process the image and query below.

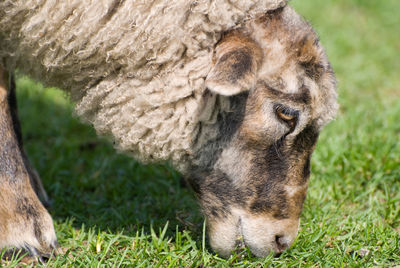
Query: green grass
1,0,400,266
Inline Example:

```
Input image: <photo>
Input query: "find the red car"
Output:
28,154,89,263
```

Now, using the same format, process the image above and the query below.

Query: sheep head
189,6,338,258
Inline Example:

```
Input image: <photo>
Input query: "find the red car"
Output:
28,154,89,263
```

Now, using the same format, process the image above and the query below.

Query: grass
1,0,400,266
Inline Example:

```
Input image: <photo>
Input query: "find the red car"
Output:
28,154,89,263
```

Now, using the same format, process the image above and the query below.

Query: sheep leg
0,67,58,260
7,73,51,208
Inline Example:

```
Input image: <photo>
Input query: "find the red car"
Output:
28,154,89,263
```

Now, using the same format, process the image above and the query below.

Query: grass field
1,0,399,266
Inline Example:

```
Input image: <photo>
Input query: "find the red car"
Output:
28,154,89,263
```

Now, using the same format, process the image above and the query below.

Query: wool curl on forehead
0,0,321,173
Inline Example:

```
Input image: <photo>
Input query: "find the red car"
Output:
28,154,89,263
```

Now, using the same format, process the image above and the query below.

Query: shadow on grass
16,78,203,240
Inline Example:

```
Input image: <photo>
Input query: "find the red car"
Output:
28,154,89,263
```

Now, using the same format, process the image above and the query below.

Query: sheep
0,0,338,259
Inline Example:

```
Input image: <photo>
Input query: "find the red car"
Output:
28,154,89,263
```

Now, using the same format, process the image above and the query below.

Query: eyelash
274,104,299,129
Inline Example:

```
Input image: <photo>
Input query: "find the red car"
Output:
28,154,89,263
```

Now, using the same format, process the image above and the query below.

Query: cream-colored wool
0,0,286,172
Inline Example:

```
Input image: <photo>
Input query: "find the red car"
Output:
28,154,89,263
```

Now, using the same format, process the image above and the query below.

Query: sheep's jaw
188,120,317,257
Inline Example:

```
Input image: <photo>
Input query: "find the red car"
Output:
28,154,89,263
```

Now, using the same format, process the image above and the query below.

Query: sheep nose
274,235,290,253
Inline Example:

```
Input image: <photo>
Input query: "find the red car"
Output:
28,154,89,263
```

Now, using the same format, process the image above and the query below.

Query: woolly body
0,0,286,172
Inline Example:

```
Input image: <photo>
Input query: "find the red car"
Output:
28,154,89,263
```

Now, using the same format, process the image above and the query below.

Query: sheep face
189,7,337,258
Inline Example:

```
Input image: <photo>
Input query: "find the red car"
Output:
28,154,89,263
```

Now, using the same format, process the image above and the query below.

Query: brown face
189,6,338,257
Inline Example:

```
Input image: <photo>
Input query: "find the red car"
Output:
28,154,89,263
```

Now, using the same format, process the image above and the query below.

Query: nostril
274,235,289,252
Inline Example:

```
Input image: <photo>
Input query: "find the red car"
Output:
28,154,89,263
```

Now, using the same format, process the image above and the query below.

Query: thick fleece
0,0,286,171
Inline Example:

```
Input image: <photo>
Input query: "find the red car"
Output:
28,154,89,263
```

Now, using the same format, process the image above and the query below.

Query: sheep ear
205,45,259,96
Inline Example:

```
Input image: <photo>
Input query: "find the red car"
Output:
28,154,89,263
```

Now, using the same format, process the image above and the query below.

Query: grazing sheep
0,0,337,259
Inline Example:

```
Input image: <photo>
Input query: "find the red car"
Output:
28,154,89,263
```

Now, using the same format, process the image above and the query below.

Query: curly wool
0,0,286,172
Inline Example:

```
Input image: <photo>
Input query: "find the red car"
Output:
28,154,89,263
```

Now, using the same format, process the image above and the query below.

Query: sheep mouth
232,235,285,258
233,235,247,256
227,218,248,256
228,217,291,258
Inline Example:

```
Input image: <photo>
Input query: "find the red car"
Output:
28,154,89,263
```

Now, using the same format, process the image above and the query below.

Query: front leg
7,72,50,207
0,67,58,259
